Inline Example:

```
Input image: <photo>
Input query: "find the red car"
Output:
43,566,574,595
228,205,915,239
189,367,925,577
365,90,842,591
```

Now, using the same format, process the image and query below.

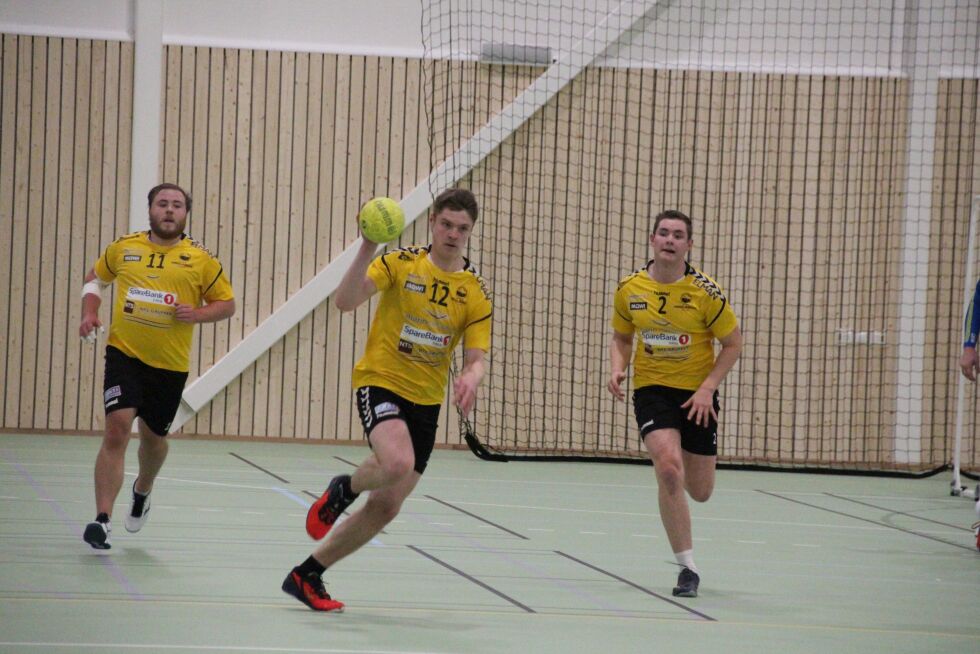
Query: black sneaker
281,568,345,611
125,481,151,533
672,567,700,597
305,474,356,540
83,519,111,550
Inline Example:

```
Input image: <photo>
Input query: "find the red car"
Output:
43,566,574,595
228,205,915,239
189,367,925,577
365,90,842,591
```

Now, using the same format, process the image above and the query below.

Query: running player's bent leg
94,408,137,517
644,428,692,554
314,462,421,569
352,419,416,494
682,450,716,503
134,419,169,495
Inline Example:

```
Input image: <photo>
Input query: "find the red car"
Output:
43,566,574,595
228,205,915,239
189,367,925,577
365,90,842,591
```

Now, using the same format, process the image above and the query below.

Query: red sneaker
281,568,344,612
306,474,355,540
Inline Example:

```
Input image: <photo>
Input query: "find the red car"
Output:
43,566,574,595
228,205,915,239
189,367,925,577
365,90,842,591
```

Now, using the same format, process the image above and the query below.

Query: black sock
296,555,326,576
96,512,110,524
339,475,359,501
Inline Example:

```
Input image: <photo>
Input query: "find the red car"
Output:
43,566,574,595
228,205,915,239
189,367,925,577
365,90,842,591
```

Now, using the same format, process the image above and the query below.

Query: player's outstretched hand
607,370,627,401
961,348,979,382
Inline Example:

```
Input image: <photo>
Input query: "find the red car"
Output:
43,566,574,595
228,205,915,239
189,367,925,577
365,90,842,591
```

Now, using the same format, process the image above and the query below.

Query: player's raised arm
334,238,380,312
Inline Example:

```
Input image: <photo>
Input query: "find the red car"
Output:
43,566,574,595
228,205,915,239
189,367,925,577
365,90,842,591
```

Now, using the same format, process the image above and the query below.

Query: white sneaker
83,520,111,549
125,482,151,533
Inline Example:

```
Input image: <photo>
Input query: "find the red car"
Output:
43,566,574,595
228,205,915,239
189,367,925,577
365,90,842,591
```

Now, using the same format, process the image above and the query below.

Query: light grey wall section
2,1,976,76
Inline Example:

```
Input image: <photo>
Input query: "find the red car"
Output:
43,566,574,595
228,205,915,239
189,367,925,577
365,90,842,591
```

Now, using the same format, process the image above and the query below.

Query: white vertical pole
894,1,945,464
952,195,980,499
128,0,163,231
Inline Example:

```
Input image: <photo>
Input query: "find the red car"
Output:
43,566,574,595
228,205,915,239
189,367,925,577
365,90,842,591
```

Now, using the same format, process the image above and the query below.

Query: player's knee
688,485,713,503
101,426,131,452
364,494,403,525
380,454,415,480
655,461,685,494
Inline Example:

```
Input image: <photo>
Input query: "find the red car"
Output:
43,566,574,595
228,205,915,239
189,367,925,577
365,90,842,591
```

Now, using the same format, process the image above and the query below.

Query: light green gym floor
0,433,977,654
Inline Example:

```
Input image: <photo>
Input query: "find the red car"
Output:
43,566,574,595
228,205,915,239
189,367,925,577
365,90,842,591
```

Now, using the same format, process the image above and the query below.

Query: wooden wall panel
0,34,133,434
2,33,975,471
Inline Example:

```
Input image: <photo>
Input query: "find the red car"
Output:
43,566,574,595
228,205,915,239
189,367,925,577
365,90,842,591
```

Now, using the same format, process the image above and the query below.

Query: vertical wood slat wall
0,34,133,434
0,34,977,468
467,66,915,466
159,45,439,443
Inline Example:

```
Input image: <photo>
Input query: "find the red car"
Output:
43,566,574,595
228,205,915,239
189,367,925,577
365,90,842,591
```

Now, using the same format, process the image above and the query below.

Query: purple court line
1,449,145,601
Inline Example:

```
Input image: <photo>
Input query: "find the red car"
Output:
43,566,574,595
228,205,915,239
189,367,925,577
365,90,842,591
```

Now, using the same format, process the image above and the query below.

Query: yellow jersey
611,262,738,391
352,246,493,405
93,231,234,372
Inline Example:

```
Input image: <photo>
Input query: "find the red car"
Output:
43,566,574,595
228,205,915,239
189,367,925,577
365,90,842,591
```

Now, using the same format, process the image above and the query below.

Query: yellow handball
358,196,405,244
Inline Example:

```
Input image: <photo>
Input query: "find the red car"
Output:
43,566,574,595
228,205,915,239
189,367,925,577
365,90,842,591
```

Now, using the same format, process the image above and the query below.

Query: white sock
674,549,698,574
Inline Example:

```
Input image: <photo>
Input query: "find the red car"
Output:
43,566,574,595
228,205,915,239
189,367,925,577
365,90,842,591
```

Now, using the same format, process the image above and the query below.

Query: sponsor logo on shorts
104,386,122,403
127,286,177,306
405,281,426,294
399,324,450,348
374,402,400,419
629,301,647,311
123,254,141,262
641,419,655,431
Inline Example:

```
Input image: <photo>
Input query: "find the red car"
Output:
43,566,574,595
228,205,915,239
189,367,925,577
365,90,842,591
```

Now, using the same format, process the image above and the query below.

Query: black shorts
356,386,440,474
633,384,719,456
103,346,189,436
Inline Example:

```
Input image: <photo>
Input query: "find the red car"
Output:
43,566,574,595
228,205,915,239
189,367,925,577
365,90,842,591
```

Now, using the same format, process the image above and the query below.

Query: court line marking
425,498,965,533
554,551,715,622
825,492,973,531
407,544,535,613
0,644,437,653
424,494,529,540
229,452,290,484
757,490,977,552
399,507,638,616
0,449,145,601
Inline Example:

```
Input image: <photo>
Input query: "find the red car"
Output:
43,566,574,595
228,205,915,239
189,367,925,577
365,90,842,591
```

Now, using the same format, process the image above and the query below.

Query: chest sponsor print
127,286,177,306
399,324,451,349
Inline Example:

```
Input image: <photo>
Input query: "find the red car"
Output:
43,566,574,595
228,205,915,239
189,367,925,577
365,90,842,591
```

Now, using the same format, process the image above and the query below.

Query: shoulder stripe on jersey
380,252,393,277
203,266,224,295
705,297,727,328
615,308,632,323
464,311,492,330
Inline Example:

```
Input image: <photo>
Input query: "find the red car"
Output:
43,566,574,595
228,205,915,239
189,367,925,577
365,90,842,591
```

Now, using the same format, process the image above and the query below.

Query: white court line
424,499,960,533
579,531,606,535
631,534,657,538
736,540,766,544
0,644,438,653
3,461,969,503
793,543,820,548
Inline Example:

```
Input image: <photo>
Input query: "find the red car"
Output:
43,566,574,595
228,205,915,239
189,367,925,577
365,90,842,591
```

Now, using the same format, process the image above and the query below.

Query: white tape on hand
81,326,105,344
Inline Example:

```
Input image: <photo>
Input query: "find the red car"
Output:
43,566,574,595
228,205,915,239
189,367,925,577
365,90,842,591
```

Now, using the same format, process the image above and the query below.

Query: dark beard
149,219,184,241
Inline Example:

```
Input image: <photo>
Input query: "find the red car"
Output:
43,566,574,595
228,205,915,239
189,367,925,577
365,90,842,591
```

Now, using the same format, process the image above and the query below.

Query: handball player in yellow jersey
608,210,742,598
78,183,235,549
282,188,492,611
